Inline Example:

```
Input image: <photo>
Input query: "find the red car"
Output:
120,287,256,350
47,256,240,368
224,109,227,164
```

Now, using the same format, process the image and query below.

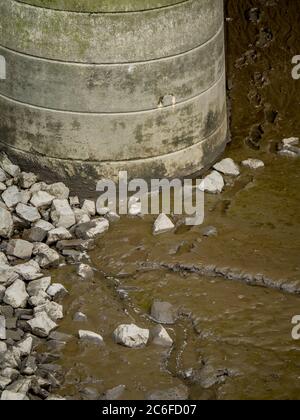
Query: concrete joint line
0,119,227,165
0,24,225,67
14,0,190,14
0,70,226,115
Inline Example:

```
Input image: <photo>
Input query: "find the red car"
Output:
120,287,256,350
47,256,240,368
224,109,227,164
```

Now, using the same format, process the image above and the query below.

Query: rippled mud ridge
1,0,300,401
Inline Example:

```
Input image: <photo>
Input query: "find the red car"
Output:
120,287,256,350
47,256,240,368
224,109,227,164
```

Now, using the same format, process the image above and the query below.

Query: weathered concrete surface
0,0,223,63
0,73,226,161
0,119,227,197
0,0,227,190
0,27,225,112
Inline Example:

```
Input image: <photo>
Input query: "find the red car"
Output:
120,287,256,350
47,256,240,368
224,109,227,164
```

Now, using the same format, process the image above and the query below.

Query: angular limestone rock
0,207,14,238
30,191,55,208
16,203,41,223
7,239,33,260
242,158,265,169
27,312,57,338
51,199,75,229
113,324,149,348
213,158,240,176
33,243,60,268
151,325,173,347
199,171,224,194
153,214,175,235
4,280,29,309
47,227,72,245
78,330,104,345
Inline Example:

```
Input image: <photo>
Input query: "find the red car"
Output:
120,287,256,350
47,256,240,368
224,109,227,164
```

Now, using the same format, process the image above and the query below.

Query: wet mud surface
46,0,300,399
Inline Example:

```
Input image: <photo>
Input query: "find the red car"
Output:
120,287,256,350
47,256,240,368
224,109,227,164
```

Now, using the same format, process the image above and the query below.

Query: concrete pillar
0,0,227,193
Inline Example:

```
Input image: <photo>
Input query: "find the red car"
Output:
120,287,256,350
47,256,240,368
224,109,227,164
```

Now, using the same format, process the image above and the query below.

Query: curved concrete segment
0,27,225,112
0,119,228,196
0,0,223,63
17,0,187,12
0,0,227,187
0,73,226,161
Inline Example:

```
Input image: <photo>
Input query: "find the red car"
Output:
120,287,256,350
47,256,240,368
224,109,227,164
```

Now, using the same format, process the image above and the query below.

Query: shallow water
48,0,300,400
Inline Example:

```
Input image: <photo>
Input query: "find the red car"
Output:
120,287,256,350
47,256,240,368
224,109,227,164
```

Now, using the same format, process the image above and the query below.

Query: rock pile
0,153,116,400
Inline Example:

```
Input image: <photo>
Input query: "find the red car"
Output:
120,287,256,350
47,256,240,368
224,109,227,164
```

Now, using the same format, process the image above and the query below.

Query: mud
45,0,300,400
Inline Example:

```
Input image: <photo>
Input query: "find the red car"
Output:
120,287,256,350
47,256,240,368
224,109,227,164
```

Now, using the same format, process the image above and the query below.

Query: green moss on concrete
18,0,187,12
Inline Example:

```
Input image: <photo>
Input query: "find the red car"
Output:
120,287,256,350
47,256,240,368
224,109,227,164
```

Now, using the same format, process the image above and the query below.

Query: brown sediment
46,0,300,400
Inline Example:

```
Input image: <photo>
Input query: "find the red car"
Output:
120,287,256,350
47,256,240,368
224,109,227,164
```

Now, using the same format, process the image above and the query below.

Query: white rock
51,199,75,228
34,220,55,232
0,252,8,265
96,206,110,216
4,279,29,309
2,186,22,208
47,227,72,245
31,191,55,208
1,391,28,401
4,179,13,187
33,243,60,268
17,336,33,357
282,137,299,147
151,325,173,347
82,200,96,216
0,168,6,183
74,209,91,224
90,218,110,237
153,214,175,235
242,158,265,169
278,149,298,157
0,315,6,340
7,239,33,260
28,291,49,308
13,260,43,281
78,330,104,345
213,158,240,176
0,154,21,178
46,183,69,200
19,172,38,189
21,190,31,204
113,324,149,348
27,312,57,338
0,342,7,353
76,218,109,239
35,301,63,322
77,264,94,280
0,207,14,238
0,265,19,286
199,171,224,194
29,182,47,195
0,182,6,192
47,283,68,301
27,277,52,297
16,203,41,223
